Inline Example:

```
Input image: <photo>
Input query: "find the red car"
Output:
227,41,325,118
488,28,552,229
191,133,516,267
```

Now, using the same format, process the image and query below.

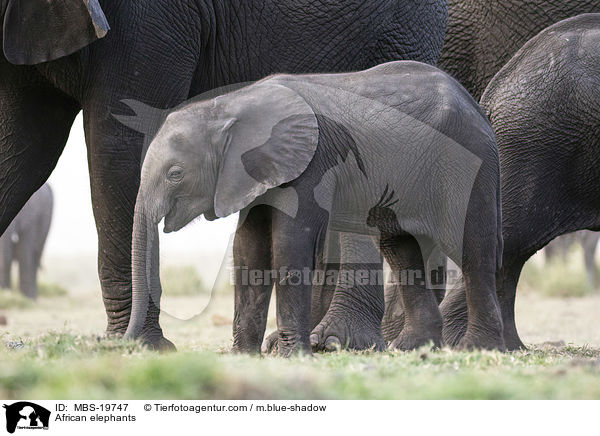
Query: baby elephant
125,61,505,355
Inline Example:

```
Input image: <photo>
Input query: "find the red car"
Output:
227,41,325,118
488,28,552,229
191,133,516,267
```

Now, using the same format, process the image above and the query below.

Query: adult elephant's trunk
125,192,163,340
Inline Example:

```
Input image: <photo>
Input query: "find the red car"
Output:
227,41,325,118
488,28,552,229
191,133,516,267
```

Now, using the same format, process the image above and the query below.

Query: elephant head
1,0,109,65
124,81,319,340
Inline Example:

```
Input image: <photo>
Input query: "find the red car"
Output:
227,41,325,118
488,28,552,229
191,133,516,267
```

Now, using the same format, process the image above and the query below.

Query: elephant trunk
125,191,162,340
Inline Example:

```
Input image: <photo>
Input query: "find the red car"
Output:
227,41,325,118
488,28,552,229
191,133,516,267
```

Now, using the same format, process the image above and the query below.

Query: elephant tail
495,167,503,272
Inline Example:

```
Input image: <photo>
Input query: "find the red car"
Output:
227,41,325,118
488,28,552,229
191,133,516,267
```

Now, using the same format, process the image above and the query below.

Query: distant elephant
545,231,599,289
0,183,53,299
441,14,600,349
439,0,600,100
0,0,448,350
125,61,505,355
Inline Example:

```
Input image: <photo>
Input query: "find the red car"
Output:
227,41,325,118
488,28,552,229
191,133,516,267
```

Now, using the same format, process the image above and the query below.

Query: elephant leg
263,224,332,354
310,232,386,352
496,261,526,350
83,60,197,346
381,280,405,343
382,260,447,343
442,261,524,350
0,67,78,239
582,232,599,290
0,233,14,289
232,206,274,354
16,232,39,299
441,259,526,351
309,229,340,329
383,235,442,350
271,211,325,357
86,135,141,337
439,276,468,348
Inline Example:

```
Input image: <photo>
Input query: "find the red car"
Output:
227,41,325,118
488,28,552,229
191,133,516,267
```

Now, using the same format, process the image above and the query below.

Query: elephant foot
439,284,469,348
260,330,311,357
261,330,280,355
143,336,177,352
310,312,385,352
457,329,506,351
389,322,441,351
441,312,468,348
277,333,312,358
503,322,526,351
139,328,177,352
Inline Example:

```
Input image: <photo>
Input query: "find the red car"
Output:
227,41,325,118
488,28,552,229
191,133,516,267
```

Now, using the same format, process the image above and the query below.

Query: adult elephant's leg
581,232,600,289
0,68,78,297
383,235,442,350
496,261,526,350
0,65,78,237
85,115,141,338
381,263,446,344
232,206,274,354
311,232,385,351
83,51,198,347
457,218,505,350
85,117,180,349
381,281,405,343
15,231,38,299
0,232,14,289
439,277,468,347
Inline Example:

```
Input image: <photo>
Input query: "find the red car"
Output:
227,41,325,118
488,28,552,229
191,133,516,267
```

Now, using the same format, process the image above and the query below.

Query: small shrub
161,266,207,296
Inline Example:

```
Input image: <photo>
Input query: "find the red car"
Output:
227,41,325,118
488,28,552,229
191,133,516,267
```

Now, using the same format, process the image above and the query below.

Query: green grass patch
1,332,600,399
38,282,68,297
520,248,595,298
0,289,34,309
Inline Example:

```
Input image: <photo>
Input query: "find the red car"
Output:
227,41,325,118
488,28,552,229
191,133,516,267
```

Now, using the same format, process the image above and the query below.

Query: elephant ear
3,0,109,65
214,82,318,218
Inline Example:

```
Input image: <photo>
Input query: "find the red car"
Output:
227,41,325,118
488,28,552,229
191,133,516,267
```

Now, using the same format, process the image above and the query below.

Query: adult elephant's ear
3,0,109,65
214,82,318,218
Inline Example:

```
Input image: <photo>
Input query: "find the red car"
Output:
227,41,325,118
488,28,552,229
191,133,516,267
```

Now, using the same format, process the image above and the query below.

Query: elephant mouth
204,208,218,221
163,203,184,233
163,199,214,232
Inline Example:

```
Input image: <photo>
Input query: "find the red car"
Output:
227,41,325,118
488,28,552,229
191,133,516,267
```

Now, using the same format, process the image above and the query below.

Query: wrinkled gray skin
440,14,600,350
381,1,600,349
0,0,448,351
126,61,505,355
545,231,600,289
0,184,53,299
439,0,600,100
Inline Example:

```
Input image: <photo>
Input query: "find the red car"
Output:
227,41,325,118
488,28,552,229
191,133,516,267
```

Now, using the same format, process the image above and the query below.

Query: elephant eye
167,165,184,183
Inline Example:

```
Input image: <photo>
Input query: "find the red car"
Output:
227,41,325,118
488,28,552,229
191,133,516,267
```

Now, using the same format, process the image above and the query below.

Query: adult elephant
440,0,600,100
0,0,448,350
0,183,53,299
380,0,600,349
442,14,600,350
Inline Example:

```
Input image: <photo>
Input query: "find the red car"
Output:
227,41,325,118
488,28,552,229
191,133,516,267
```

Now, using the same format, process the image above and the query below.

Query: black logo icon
3,402,50,433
